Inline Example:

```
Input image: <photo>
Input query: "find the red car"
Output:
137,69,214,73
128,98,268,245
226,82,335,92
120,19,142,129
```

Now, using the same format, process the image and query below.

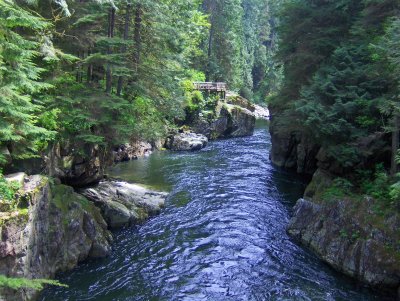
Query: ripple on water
40,122,393,301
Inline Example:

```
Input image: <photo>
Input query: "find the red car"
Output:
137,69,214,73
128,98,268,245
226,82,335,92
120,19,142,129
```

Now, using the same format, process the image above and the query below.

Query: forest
1,0,400,300
0,0,280,170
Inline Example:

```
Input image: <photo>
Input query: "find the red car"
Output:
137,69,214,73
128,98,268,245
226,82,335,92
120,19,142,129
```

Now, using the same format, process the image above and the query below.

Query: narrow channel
40,121,388,301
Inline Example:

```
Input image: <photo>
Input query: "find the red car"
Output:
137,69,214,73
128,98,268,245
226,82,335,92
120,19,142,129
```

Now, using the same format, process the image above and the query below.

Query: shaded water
40,121,390,301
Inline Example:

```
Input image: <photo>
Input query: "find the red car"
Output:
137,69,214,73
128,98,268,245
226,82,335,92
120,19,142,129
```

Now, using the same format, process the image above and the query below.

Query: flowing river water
40,121,390,301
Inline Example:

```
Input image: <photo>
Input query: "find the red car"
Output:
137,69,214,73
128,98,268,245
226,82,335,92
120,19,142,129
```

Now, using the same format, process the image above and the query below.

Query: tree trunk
204,0,215,82
117,3,132,96
391,115,400,176
133,3,142,76
87,48,93,83
106,6,116,94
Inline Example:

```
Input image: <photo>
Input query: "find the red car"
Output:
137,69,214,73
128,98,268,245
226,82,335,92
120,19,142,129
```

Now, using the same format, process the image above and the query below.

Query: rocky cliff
0,175,112,301
287,169,400,297
270,106,400,297
190,94,256,140
269,106,319,175
0,174,168,301
288,197,400,294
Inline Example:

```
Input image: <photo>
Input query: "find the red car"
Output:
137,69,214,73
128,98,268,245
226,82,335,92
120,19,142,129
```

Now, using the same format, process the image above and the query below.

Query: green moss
136,207,148,222
51,183,101,227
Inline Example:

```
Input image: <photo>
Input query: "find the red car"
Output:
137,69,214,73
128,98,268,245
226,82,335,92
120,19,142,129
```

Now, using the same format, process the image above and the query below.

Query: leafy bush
360,164,391,202
0,171,21,203
323,177,354,201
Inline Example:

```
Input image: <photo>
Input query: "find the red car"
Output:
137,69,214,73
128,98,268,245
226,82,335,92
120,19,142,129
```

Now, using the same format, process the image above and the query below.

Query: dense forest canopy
273,0,400,206
2,0,400,204
0,0,282,167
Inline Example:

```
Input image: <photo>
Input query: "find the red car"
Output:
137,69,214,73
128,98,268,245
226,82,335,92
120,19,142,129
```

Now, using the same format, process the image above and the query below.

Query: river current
40,121,390,301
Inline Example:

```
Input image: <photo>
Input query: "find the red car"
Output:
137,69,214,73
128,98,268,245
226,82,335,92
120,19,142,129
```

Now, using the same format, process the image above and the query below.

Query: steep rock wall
0,176,112,301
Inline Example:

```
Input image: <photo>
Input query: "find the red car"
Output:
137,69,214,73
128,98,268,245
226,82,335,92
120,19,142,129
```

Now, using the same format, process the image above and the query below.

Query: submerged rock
165,132,208,151
81,181,167,229
0,176,112,301
288,196,400,293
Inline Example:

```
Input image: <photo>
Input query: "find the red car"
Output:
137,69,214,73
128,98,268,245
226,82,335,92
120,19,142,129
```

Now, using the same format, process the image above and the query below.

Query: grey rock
113,141,153,163
165,132,208,151
269,106,320,174
81,180,167,229
0,177,112,301
253,104,270,120
288,198,400,290
191,101,256,140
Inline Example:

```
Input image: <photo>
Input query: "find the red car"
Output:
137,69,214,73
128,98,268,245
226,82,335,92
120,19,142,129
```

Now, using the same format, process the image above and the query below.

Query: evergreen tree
0,0,54,163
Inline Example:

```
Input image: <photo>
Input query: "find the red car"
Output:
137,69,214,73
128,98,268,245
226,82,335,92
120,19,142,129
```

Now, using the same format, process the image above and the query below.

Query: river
40,121,390,301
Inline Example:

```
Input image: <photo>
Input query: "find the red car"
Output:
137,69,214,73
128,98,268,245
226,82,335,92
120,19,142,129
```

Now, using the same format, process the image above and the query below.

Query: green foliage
0,0,55,163
274,0,399,170
127,96,168,141
0,171,21,203
360,164,391,202
296,45,387,163
323,177,354,201
390,151,400,206
0,0,279,167
0,275,67,291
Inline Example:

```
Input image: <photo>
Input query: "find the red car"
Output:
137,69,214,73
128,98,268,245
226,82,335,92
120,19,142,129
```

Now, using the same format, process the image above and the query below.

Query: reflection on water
40,121,390,301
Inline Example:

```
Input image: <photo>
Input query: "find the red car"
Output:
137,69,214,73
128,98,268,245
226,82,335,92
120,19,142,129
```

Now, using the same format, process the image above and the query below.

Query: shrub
0,171,21,204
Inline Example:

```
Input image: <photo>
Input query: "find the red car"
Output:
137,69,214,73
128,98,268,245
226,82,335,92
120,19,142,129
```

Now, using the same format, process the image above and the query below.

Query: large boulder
288,198,400,292
226,93,256,112
112,141,153,163
253,104,270,120
191,101,256,140
0,176,112,301
46,142,105,187
165,132,208,151
220,104,255,137
81,180,168,229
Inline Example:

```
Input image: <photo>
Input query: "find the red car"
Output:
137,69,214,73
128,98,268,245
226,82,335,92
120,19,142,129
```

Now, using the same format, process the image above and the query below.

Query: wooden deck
193,82,227,92
193,82,227,99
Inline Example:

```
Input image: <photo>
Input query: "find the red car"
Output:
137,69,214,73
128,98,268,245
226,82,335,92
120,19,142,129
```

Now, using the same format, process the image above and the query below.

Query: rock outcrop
81,180,167,229
46,143,105,187
270,102,399,296
191,95,256,140
253,104,270,120
45,139,157,187
288,197,400,292
112,141,153,163
269,108,320,175
0,175,112,301
165,132,208,151
286,168,400,297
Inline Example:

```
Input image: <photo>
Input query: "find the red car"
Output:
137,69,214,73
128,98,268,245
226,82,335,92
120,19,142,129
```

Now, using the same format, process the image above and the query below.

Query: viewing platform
193,82,227,99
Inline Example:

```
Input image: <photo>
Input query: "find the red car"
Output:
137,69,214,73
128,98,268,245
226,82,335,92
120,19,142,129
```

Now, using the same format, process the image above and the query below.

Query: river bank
269,105,400,299
39,121,390,301
0,94,258,300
